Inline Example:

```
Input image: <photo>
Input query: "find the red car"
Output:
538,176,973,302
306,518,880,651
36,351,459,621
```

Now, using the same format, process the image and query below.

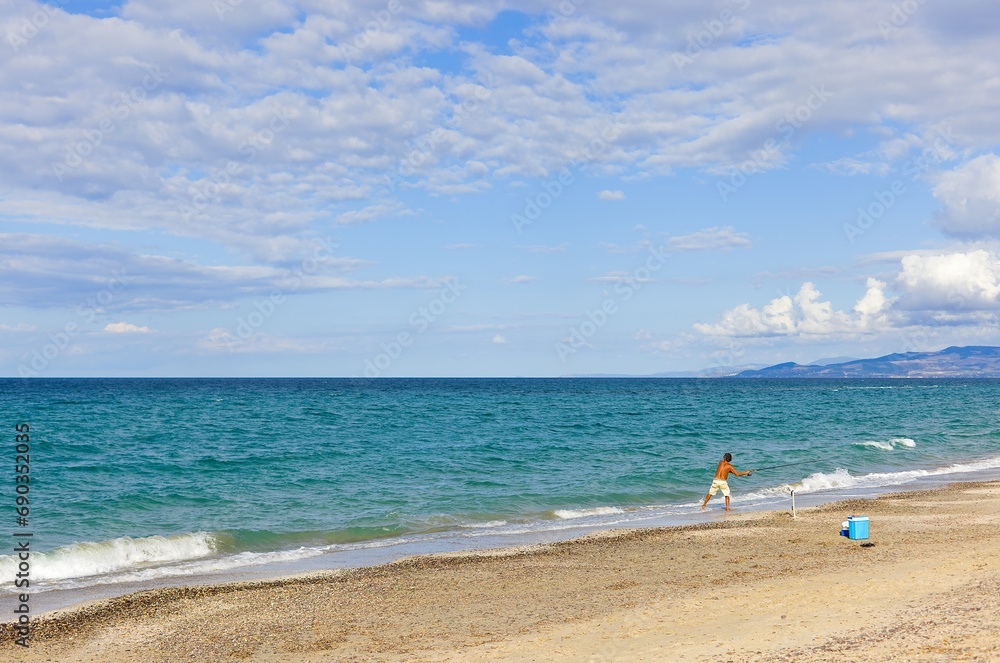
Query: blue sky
2,0,1000,376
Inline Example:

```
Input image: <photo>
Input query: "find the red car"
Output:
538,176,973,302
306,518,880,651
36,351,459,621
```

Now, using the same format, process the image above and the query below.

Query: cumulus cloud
698,251,1000,339
695,279,893,337
598,189,625,200
895,250,1000,310
932,155,1000,238
103,322,150,334
492,334,507,344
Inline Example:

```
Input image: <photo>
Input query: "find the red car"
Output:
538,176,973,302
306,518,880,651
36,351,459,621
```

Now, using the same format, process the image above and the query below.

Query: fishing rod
748,460,812,472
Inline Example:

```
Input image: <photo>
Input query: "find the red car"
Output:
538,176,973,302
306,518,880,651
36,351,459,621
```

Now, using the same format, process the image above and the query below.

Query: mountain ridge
734,345,1000,378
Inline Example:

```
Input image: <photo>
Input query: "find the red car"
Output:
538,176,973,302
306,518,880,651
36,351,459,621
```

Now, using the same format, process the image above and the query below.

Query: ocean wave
856,437,916,451
31,547,331,593
553,506,624,519
0,532,218,585
748,454,1000,499
0,530,429,594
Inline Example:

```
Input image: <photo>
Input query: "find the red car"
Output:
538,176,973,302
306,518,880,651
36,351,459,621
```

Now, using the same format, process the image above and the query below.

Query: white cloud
492,334,507,344
121,0,300,43
0,234,443,311
667,226,751,252
505,275,536,283
103,322,151,334
0,2,989,221
695,279,893,338
895,250,1000,310
1,0,997,270
6,0,1000,375
856,249,947,267
698,251,1000,339
932,154,1000,238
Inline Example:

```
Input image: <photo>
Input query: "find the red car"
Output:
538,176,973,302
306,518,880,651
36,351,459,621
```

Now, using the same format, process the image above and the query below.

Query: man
701,453,752,511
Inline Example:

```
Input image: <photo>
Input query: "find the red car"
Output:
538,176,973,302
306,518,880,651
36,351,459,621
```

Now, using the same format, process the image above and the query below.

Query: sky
2,0,1000,377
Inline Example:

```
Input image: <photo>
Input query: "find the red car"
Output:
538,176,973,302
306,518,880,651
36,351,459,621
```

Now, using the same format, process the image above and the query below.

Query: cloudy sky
2,0,1000,376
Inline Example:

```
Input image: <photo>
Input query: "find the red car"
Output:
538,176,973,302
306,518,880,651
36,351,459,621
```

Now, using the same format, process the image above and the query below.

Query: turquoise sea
3,378,1000,609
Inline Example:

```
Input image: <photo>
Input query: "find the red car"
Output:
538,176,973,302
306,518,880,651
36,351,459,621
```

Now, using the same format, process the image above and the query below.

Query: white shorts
708,479,730,497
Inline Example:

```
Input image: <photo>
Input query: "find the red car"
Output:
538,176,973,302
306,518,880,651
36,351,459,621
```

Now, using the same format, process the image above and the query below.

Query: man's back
703,453,748,511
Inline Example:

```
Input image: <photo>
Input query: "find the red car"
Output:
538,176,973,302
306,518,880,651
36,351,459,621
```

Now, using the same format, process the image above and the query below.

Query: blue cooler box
847,515,869,540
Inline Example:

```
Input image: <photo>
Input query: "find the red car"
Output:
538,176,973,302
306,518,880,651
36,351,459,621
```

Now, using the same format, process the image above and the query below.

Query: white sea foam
32,547,332,593
747,454,1000,500
553,506,624,519
479,518,635,537
857,437,916,451
0,532,218,586
460,520,508,529
0,532,426,594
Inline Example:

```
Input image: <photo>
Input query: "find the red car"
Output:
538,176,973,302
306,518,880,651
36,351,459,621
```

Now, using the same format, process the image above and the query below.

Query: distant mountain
735,346,1000,378
807,356,859,366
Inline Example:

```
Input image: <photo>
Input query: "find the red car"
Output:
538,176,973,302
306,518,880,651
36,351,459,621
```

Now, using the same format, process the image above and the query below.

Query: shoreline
3,479,999,661
13,460,1000,618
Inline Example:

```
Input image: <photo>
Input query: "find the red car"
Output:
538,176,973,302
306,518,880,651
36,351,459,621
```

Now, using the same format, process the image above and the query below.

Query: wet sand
3,480,999,662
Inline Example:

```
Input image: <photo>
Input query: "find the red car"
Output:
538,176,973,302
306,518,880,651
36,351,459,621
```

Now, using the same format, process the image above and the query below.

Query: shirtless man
700,453,752,511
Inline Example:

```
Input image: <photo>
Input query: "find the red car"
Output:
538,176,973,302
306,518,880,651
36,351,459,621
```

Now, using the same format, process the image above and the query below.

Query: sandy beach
4,480,999,662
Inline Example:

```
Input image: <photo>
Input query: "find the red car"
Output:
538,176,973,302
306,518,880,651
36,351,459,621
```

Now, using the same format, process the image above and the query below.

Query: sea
3,378,1000,614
